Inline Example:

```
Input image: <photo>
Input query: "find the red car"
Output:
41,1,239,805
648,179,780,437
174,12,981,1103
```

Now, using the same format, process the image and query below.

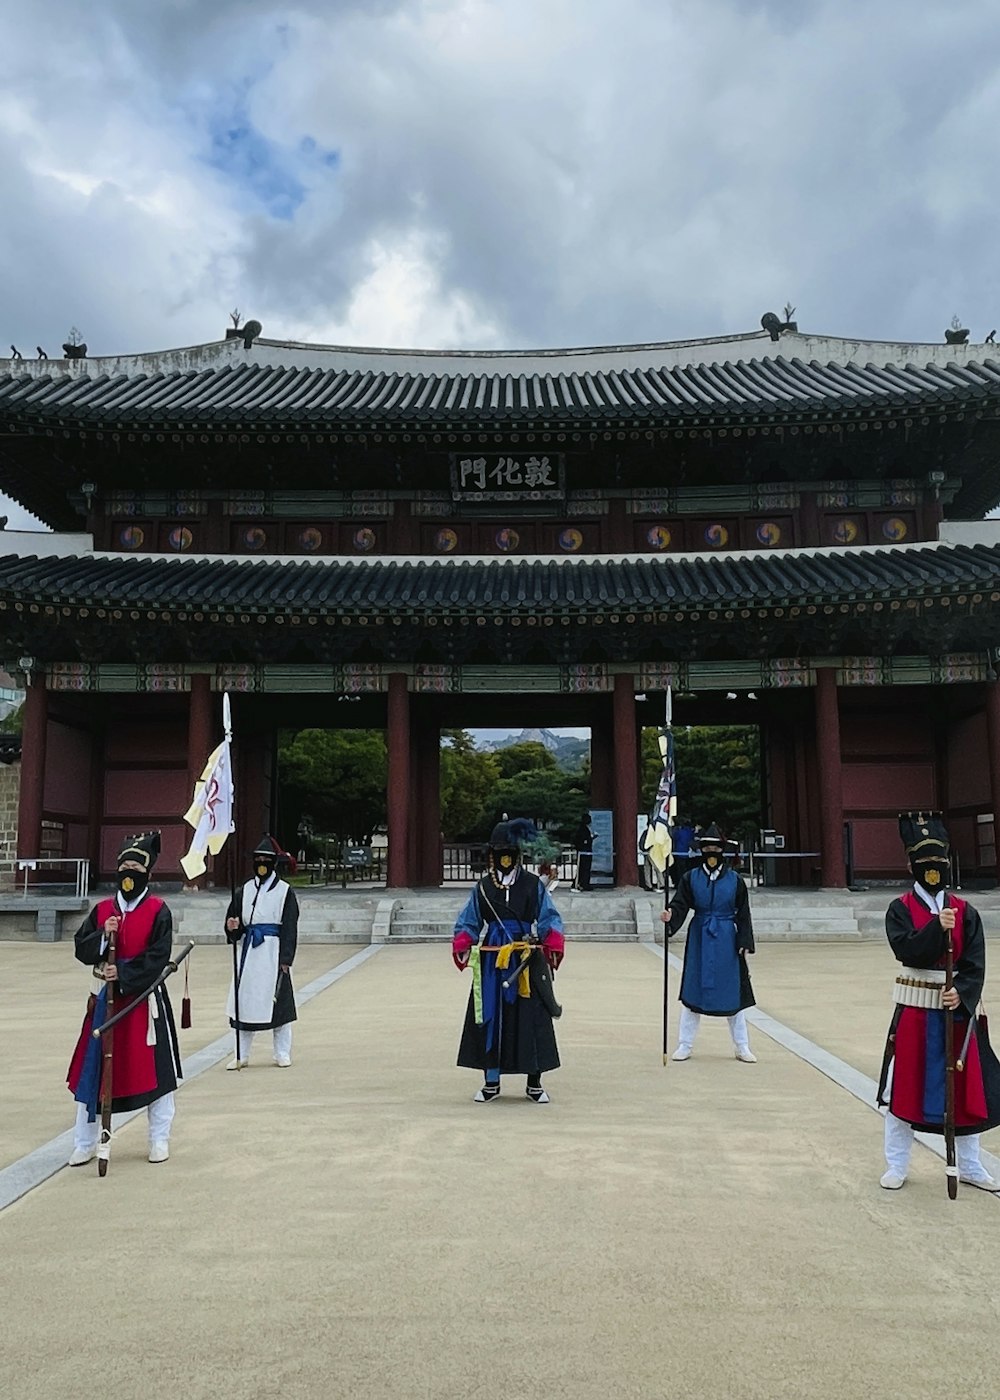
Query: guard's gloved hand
452,932,474,970
542,930,565,970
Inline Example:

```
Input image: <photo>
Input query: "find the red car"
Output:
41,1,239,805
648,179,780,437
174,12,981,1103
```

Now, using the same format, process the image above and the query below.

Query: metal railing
7,857,91,899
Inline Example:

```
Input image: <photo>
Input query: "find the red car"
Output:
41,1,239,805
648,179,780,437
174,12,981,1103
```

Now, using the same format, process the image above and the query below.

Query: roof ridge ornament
225,310,261,350
945,314,969,346
761,305,798,342
62,326,87,360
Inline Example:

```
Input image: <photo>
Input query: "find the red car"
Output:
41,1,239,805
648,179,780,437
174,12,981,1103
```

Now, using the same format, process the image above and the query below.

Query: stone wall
0,760,19,890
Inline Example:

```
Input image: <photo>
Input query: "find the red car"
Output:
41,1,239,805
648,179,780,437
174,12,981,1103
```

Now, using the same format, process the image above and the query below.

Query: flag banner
180,737,235,880
640,726,677,874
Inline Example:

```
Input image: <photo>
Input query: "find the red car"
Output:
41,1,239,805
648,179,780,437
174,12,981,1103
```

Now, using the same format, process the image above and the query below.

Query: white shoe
734,1047,757,1063
273,1055,292,1068
67,1147,96,1167
226,1058,248,1071
880,1171,906,1190
671,1046,692,1061
960,1171,1000,1192
148,1141,170,1164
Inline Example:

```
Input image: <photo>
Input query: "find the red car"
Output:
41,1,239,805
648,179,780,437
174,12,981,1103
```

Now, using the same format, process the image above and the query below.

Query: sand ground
2,938,1000,1400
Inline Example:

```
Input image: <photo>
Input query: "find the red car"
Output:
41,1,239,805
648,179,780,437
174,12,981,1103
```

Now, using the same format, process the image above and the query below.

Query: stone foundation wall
0,760,19,891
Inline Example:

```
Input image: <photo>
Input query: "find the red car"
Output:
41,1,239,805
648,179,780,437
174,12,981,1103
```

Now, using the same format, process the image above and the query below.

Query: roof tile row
2,354,1000,425
1,542,998,614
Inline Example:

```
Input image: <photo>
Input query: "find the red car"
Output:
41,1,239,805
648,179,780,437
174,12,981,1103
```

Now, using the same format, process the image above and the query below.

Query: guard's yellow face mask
256,863,271,879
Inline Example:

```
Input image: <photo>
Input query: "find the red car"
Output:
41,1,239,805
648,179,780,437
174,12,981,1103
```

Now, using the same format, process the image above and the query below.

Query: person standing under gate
573,812,593,891
452,818,565,1103
877,812,1000,1191
225,835,299,1069
660,824,756,1062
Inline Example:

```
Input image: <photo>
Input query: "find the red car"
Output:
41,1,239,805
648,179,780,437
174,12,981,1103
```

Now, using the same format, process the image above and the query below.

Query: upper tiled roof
2,331,1000,427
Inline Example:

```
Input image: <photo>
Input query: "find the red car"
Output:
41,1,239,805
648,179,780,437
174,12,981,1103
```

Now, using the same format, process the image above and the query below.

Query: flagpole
662,686,672,1065
223,692,243,1071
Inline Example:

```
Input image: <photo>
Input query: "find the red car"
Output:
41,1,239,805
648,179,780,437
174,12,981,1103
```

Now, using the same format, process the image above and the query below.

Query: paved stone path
2,940,1000,1399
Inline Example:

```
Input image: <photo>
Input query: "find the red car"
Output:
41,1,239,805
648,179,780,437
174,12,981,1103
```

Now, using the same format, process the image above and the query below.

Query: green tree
278,728,387,843
641,724,761,846
440,730,500,838
495,741,557,779
493,767,588,839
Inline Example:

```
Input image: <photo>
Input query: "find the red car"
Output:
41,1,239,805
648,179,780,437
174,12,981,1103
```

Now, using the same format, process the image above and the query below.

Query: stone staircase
386,890,638,943
17,882,1000,945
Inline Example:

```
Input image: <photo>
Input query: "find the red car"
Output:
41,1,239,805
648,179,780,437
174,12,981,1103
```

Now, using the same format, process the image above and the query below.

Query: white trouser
235,1024,293,1061
73,1092,175,1151
676,1005,751,1053
884,1111,985,1177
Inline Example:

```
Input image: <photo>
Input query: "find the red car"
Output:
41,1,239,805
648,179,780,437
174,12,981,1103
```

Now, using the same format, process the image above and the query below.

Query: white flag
180,738,234,880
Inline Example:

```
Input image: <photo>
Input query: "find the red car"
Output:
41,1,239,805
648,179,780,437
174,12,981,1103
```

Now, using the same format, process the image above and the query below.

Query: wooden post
984,679,1000,880
16,672,47,862
814,666,846,887
386,673,411,888
613,673,639,887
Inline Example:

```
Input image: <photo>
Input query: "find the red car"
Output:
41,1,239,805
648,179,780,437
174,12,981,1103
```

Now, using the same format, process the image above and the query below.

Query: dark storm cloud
2,0,1000,356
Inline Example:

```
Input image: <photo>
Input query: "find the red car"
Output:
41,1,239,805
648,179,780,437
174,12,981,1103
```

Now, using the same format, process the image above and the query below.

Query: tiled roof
2,354,1000,428
2,541,999,616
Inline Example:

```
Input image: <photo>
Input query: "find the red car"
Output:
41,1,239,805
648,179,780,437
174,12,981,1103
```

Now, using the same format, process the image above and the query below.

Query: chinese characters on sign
450,452,564,501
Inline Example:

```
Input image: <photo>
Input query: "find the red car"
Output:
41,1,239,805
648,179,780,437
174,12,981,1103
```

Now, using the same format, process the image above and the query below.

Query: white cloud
1,0,999,364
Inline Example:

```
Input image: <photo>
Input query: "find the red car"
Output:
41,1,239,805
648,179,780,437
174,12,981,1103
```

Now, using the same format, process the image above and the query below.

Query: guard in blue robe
662,825,756,1062
452,819,565,1103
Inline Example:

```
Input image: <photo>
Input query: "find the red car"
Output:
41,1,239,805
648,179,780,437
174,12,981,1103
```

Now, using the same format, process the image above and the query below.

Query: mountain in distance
479,727,589,771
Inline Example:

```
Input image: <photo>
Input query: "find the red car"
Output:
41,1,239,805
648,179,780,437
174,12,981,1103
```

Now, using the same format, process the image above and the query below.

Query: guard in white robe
224,835,298,1069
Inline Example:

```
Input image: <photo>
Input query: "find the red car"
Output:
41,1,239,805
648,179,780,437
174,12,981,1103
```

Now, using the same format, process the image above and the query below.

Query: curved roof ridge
3,328,998,384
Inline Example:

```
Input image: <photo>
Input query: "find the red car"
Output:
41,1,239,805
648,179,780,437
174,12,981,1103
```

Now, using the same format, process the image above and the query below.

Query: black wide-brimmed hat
116,831,161,871
488,818,537,850
694,823,725,850
252,833,282,857
898,811,950,861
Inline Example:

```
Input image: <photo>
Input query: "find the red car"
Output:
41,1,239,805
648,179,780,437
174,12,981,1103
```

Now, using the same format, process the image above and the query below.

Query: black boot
474,1080,501,1103
526,1075,550,1104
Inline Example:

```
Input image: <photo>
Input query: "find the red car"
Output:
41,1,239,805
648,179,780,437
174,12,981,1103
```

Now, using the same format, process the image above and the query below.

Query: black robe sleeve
955,904,986,1016
74,905,106,967
666,871,694,937
225,890,242,943
116,903,173,998
886,897,948,966
279,889,299,967
735,877,754,953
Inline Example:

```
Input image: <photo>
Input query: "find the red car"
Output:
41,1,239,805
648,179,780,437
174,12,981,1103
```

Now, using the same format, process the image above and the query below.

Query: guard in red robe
66,832,182,1166
877,812,1000,1191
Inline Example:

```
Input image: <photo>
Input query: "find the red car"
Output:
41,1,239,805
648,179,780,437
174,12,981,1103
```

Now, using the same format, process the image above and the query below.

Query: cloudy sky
2,0,999,527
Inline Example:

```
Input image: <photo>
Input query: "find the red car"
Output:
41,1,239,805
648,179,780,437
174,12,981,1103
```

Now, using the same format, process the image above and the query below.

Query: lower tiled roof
1,542,999,615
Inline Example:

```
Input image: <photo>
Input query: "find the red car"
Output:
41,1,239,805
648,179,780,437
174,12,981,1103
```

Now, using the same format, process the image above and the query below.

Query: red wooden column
184,674,213,887
17,673,48,860
814,666,846,887
612,673,639,887
984,679,1000,877
386,673,411,888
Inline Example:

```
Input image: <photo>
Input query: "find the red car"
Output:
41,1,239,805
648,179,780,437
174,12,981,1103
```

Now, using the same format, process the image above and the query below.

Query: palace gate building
3,324,1000,888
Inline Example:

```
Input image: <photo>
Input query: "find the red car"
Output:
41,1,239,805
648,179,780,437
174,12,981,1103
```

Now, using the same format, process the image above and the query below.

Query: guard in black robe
877,812,1000,1191
452,819,565,1103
